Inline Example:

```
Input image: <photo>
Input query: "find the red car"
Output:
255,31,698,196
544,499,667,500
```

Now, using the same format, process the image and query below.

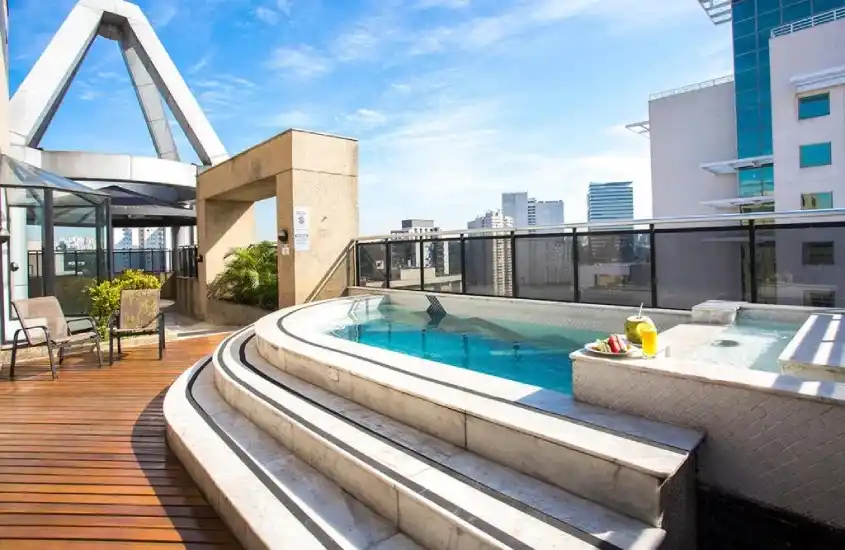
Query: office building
466,210,513,296
587,182,634,223
502,192,565,228
389,219,441,280
636,1,845,308
531,199,565,226
644,2,845,218
502,193,530,227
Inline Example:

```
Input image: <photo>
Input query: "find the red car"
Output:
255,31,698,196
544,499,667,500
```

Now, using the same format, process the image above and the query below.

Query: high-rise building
530,199,565,226
636,2,845,308
390,219,441,272
466,210,513,296
644,2,845,218
587,182,634,223
502,192,564,228
501,192,530,227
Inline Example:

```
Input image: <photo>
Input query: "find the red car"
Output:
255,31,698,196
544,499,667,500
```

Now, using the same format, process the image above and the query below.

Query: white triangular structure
9,0,227,166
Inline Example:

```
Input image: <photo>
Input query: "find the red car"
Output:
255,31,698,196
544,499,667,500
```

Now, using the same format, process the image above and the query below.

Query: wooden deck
0,335,242,549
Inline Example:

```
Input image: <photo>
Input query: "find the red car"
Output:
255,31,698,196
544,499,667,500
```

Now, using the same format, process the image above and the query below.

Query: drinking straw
637,302,643,318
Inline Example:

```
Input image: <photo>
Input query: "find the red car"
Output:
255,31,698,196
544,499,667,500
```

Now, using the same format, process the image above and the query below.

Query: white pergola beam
119,28,180,161
9,0,228,166
9,2,100,147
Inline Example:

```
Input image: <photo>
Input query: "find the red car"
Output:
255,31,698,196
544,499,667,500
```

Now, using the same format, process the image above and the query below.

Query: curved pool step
215,327,669,550
164,357,422,550
253,306,698,547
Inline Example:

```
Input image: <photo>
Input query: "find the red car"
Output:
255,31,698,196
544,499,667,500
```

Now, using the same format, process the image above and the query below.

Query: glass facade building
731,0,845,198
587,182,634,223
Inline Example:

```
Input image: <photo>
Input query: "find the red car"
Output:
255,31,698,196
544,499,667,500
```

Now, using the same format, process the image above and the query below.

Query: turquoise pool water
329,306,606,394
678,317,800,373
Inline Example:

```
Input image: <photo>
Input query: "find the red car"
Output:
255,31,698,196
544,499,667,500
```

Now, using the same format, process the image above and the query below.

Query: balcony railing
772,7,845,38
649,75,734,101
354,209,845,311
28,248,174,278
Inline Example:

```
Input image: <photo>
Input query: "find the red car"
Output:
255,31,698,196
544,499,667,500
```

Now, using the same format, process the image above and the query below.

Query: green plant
87,269,162,337
208,241,278,310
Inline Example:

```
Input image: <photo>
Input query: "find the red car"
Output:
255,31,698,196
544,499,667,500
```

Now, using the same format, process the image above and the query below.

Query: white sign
293,207,310,252
280,244,291,256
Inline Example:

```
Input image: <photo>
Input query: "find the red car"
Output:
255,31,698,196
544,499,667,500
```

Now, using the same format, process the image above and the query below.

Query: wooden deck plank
0,335,241,549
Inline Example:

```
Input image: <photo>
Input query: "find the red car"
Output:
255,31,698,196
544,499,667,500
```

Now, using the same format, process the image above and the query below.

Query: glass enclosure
0,155,112,343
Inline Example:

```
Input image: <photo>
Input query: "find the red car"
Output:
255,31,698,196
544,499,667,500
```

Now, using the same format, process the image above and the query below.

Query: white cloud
267,46,331,79
276,0,293,14
149,1,178,28
254,6,281,25
260,109,315,128
415,0,471,9
345,108,387,129
187,51,214,75
357,95,653,234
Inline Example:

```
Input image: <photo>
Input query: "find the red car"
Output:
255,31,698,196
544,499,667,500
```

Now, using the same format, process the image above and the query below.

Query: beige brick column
275,131,358,307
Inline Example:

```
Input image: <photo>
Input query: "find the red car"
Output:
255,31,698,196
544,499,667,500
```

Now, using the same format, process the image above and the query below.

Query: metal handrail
355,208,845,243
772,7,845,37
649,75,734,101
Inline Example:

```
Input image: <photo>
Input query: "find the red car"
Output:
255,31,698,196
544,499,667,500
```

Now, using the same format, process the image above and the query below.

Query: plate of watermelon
585,334,635,358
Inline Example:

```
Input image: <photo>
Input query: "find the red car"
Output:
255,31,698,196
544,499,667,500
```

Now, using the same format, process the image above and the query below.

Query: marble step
215,327,669,550
252,308,697,537
164,357,422,550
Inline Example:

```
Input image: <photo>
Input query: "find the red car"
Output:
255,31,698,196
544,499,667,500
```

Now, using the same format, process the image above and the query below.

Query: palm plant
208,241,278,310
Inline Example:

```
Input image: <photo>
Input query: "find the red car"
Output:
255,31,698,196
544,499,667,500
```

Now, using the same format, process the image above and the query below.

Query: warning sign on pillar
293,207,310,252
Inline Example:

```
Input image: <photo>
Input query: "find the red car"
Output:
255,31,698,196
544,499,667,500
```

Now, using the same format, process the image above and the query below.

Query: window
804,289,835,308
798,93,830,120
802,242,834,266
801,192,833,210
799,143,832,168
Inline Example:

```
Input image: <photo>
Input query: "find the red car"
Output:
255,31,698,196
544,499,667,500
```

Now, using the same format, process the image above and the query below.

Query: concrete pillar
196,199,255,319
196,129,358,317
275,131,358,307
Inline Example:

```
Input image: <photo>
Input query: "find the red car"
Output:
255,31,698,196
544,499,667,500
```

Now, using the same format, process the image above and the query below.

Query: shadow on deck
0,335,242,549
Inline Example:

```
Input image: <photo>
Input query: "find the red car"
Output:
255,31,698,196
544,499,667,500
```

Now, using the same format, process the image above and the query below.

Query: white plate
584,341,635,358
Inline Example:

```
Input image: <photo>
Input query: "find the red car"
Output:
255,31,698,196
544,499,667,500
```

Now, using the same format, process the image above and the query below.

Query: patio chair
10,296,103,380
109,289,165,365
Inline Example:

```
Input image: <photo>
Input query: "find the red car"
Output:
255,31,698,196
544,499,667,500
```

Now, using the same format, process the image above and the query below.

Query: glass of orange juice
637,324,658,358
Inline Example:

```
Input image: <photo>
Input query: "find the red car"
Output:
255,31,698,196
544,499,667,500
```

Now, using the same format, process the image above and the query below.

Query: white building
502,192,564,228
638,6,845,309
466,210,513,296
114,227,171,250
646,10,845,218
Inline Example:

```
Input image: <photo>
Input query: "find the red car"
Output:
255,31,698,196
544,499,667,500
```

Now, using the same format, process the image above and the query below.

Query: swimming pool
329,305,606,394
674,316,800,373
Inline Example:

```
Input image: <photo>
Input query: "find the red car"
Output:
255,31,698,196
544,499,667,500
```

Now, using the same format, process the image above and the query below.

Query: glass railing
771,7,845,38
354,209,845,310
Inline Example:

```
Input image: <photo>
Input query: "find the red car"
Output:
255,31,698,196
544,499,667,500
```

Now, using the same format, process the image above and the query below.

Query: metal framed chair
109,289,165,365
10,296,103,380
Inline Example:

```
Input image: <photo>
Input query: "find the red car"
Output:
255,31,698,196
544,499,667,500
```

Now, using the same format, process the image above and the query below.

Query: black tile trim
184,358,345,550
277,298,689,455
226,329,625,550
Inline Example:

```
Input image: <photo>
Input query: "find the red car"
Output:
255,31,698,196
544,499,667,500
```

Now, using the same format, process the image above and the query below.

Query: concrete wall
276,131,358,307
767,19,845,309
197,129,358,316
572,354,845,529
205,298,267,327
175,277,201,319
649,82,746,308
771,17,845,213
649,81,738,219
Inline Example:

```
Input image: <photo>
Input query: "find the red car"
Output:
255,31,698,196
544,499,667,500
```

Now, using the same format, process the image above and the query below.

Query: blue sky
9,0,731,239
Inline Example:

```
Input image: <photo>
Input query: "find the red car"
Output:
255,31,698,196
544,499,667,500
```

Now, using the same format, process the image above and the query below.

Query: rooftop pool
328,305,606,394
674,316,801,373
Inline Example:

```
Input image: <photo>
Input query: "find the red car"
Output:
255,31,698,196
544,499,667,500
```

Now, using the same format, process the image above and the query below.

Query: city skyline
8,0,728,237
